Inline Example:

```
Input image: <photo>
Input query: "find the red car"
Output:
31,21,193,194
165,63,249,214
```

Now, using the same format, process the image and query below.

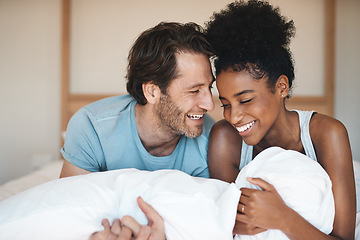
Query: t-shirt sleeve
60,108,105,172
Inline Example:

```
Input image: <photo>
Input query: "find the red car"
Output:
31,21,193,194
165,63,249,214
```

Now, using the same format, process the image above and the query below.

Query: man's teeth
188,114,204,120
236,121,255,133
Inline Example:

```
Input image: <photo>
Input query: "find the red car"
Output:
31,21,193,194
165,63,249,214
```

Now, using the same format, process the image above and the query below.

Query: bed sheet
0,159,63,201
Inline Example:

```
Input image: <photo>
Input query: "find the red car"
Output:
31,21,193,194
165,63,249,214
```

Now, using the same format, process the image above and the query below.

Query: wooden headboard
60,0,335,145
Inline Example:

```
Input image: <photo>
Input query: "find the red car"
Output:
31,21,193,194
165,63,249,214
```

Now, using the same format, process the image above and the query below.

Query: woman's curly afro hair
205,0,296,94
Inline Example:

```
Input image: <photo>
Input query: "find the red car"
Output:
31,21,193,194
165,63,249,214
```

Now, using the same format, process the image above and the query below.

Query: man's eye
190,90,200,94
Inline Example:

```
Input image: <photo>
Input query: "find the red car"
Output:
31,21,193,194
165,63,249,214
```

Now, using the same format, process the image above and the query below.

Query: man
60,22,215,178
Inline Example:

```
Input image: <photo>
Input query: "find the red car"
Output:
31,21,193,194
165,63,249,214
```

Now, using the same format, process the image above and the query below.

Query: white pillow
0,169,240,240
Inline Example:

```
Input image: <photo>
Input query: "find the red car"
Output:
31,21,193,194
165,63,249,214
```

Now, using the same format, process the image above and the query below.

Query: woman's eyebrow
219,89,254,100
234,89,254,97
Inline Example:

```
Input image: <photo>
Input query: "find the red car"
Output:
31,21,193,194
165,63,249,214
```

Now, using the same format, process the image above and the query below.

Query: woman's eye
240,98,253,104
220,104,230,109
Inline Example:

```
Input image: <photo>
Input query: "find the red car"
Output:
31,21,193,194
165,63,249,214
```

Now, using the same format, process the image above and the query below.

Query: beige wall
70,0,327,97
335,0,360,163
0,0,359,184
0,0,61,184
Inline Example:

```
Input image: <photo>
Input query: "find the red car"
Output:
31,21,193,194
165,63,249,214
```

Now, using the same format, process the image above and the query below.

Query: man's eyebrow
186,83,206,89
219,89,254,100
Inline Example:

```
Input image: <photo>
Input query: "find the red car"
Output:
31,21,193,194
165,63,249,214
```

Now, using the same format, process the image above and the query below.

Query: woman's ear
142,82,161,105
276,75,290,98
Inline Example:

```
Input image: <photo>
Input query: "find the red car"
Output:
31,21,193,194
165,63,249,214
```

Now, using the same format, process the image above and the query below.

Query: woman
205,1,355,239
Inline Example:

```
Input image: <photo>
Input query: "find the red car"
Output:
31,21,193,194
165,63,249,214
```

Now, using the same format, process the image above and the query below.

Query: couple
60,1,355,240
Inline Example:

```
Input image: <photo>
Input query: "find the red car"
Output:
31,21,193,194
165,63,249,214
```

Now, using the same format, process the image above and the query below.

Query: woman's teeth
188,114,203,120
236,121,255,133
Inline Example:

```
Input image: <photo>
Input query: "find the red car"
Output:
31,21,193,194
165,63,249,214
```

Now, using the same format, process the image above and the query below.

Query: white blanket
0,147,335,240
234,147,335,239
0,168,240,240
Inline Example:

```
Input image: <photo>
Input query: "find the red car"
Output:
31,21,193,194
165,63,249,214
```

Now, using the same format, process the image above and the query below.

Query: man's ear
142,82,161,104
276,75,290,98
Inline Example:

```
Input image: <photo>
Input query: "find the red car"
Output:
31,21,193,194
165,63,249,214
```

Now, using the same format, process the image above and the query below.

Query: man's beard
156,93,203,138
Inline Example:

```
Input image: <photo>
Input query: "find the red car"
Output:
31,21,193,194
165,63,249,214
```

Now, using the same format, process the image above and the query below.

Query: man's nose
201,89,215,112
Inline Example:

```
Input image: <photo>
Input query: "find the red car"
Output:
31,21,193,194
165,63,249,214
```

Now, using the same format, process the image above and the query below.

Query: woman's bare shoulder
310,113,349,141
310,113,351,165
208,119,242,182
211,119,240,137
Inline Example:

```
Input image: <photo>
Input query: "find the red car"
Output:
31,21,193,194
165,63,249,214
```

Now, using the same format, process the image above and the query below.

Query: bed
0,160,63,202
1,0,359,239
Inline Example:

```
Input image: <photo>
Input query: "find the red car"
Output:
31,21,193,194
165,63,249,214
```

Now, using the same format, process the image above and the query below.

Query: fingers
137,196,166,240
116,226,132,240
239,190,250,212
89,219,119,240
236,211,247,222
137,196,163,225
239,178,275,201
96,197,165,240
121,216,152,240
237,202,246,214
121,215,142,237
111,218,122,235
233,220,267,235
89,230,111,240
136,225,152,239
102,218,112,232
245,177,274,191
238,178,275,216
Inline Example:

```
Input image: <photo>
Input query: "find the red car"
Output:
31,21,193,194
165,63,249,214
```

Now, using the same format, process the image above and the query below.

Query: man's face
155,52,214,138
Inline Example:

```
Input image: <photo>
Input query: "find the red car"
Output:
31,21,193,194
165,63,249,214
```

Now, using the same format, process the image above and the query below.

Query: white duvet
0,147,334,240
234,147,334,239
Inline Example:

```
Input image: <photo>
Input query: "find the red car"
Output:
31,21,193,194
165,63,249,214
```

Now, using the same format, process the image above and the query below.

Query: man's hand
89,218,137,240
122,196,166,239
90,197,165,240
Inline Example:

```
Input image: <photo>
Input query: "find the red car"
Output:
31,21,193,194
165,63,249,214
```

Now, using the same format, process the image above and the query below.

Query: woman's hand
90,196,165,240
233,219,266,236
236,177,292,231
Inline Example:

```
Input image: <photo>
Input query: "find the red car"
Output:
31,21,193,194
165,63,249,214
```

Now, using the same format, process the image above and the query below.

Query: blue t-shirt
61,95,215,178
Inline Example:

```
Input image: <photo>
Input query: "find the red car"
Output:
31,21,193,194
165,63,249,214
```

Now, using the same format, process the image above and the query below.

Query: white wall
335,0,360,162
0,0,359,185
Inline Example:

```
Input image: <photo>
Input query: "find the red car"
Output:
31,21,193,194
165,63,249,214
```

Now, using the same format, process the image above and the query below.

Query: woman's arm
311,114,356,240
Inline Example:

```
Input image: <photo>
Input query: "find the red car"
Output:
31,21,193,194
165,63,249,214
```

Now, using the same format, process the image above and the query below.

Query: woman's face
216,69,282,145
